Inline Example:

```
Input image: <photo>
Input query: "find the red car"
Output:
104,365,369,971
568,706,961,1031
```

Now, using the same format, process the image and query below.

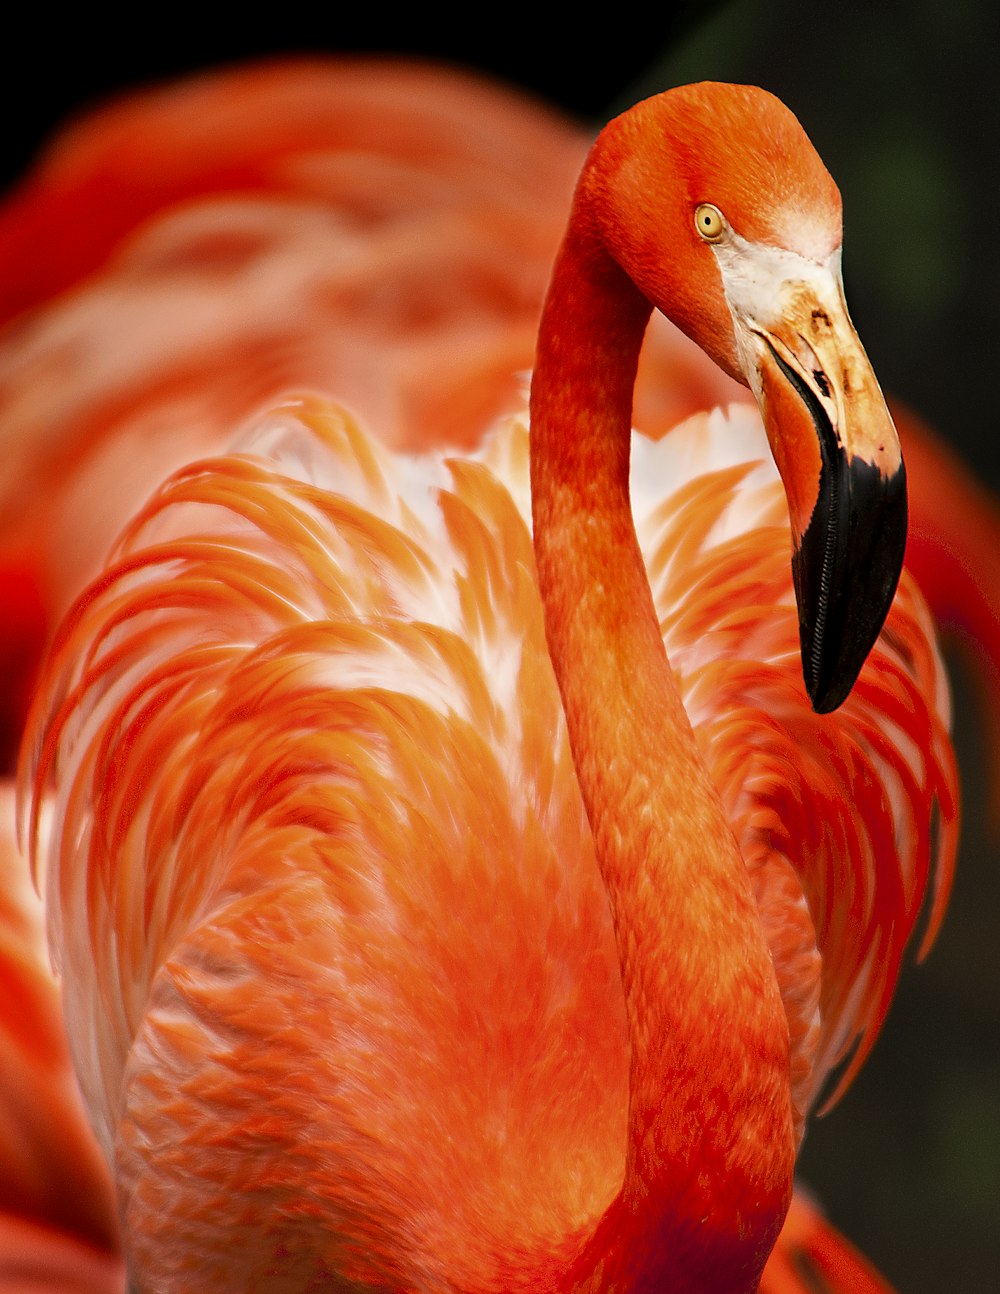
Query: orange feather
760,1189,897,1294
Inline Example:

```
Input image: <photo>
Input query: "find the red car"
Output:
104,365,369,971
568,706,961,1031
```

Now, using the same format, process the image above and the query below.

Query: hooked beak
744,262,906,713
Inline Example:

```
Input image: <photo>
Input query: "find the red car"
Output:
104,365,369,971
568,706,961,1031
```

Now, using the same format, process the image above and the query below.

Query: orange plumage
0,59,966,1292
22,394,954,1289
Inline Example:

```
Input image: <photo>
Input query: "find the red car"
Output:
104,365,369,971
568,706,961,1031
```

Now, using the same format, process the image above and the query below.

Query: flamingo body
25,395,954,1289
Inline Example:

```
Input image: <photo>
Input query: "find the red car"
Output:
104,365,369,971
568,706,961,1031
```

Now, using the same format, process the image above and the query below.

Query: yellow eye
694,203,727,242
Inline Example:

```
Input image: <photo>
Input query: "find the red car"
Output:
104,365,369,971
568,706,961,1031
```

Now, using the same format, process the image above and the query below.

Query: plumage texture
23,395,955,1287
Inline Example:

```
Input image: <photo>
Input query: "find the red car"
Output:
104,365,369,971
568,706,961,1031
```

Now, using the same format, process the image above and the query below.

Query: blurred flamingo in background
0,59,738,769
0,58,982,1291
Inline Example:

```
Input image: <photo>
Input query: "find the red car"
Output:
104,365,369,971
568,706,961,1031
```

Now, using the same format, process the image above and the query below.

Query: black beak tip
794,456,908,715
804,659,857,716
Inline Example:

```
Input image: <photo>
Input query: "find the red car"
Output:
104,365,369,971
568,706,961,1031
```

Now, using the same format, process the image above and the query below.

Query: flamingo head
586,81,905,713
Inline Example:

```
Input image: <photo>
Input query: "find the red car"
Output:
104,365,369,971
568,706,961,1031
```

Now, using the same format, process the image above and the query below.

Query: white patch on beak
709,233,847,404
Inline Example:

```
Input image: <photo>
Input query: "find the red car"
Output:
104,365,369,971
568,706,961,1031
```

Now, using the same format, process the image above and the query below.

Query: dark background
5,3,998,1289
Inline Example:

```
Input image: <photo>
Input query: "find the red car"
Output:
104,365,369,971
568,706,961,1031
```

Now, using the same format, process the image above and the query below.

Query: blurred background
3,2,997,1289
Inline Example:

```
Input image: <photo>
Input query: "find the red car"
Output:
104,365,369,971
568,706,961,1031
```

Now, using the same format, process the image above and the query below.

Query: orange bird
17,75,957,1293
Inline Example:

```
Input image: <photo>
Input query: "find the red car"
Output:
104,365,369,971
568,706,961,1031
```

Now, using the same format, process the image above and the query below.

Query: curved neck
530,214,794,1291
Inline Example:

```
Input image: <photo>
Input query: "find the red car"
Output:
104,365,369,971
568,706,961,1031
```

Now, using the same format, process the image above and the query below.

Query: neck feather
529,214,794,1291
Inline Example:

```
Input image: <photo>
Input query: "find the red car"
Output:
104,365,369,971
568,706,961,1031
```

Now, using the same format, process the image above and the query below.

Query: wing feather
633,405,957,1128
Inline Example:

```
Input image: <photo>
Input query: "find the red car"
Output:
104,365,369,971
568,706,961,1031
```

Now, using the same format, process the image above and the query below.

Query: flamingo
15,73,958,1292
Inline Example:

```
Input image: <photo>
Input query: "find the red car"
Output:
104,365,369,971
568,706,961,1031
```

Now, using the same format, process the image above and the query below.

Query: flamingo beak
748,267,906,713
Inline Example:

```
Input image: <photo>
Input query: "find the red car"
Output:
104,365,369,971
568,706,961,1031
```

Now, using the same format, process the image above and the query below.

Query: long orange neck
530,209,795,1291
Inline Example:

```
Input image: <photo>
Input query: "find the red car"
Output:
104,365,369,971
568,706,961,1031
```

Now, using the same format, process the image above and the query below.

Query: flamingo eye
694,203,727,242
